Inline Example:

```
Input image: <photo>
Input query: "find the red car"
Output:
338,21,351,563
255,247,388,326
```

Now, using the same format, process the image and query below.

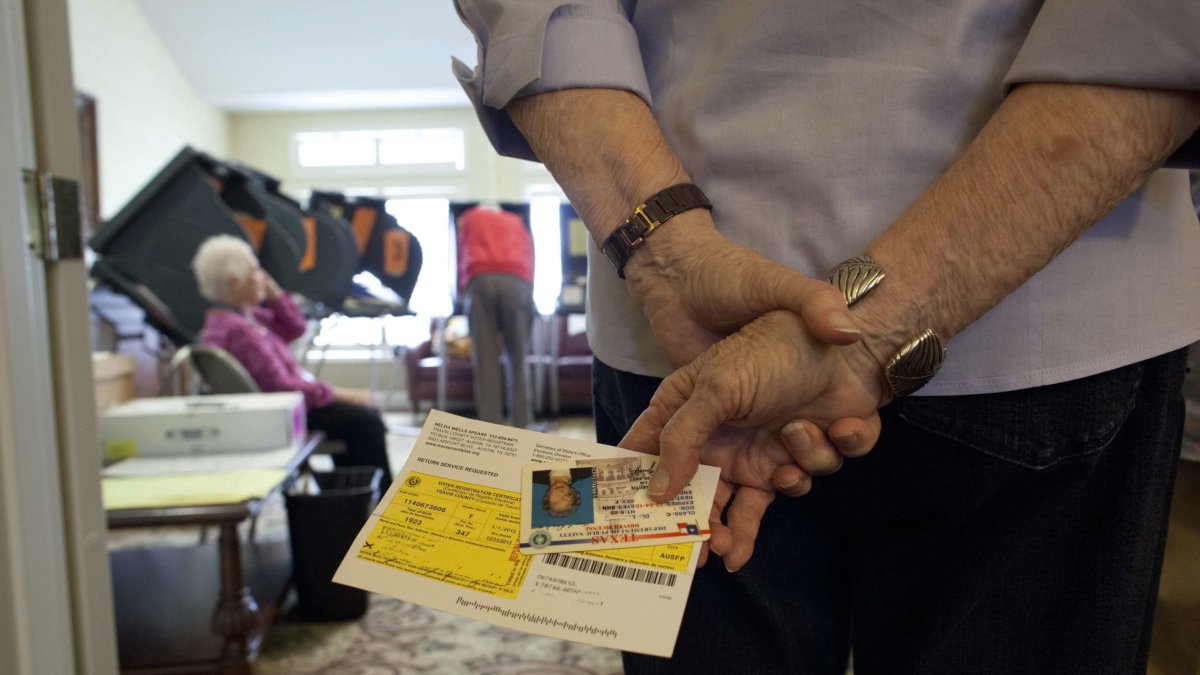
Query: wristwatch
602,183,712,278
824,255,946,396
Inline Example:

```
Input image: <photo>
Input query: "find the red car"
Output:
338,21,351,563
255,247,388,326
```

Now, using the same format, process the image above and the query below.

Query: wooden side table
106,434,320,674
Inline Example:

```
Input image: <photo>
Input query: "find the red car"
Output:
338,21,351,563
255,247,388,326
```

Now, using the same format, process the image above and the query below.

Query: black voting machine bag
311,191,423,314
89,148,243,345
223,164,359,312
89,147,423,346
558,202,587,314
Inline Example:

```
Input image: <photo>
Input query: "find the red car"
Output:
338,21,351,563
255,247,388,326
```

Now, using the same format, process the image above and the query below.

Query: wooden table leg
211,522,259,674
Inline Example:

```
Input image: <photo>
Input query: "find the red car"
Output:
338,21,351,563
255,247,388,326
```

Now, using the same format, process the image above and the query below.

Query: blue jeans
595,349,1186,674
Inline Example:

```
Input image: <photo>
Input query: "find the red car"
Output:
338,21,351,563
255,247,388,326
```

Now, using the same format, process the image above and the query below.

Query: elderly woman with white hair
191,234,392,494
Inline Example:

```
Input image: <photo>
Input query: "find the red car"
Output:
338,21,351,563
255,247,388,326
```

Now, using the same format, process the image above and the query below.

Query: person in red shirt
456,204,536,428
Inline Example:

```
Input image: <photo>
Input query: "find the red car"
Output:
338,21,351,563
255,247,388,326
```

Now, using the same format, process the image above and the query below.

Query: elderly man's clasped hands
617,212,888,571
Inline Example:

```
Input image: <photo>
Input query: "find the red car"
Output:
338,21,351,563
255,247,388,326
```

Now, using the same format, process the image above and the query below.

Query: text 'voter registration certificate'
334,410,720,657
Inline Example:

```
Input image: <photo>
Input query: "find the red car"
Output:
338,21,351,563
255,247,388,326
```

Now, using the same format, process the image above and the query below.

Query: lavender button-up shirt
453,0,1200,395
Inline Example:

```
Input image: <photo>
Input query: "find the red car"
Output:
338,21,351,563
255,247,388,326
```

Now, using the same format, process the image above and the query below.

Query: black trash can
285,466,382,621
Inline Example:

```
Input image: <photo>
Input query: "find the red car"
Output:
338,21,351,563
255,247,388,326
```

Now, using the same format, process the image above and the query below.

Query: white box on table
99,392,306,458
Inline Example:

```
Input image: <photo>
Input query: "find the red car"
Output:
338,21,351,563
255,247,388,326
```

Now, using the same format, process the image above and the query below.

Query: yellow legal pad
102,469,289,510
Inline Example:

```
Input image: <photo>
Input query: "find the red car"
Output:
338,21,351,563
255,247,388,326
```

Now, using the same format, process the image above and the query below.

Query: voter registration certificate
334,410,720,657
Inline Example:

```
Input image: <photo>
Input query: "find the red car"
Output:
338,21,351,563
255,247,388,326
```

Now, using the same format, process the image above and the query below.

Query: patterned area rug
257,594,623,674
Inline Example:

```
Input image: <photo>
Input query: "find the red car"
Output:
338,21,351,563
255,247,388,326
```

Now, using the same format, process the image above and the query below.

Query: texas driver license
518,456,710,555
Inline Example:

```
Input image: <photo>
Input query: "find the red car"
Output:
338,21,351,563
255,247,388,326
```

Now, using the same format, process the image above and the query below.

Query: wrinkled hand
624,214,877,464
262,271,284,301
623,213,863,368
620,310,885,570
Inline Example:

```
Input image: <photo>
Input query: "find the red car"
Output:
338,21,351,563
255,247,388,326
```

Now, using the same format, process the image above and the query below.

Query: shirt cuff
1004,0,1200,94
455,4,652,160
1004,0,1200,167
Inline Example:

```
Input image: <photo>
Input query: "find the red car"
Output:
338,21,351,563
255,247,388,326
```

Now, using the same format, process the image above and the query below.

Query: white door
0,0,118,673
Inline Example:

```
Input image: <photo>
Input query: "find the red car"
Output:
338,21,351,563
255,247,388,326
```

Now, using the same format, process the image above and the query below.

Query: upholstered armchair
404,314,593,417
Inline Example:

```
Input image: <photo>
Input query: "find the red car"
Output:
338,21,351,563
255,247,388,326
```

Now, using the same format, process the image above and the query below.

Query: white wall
67,0,229,218
63,0,560,390
228,107,545,202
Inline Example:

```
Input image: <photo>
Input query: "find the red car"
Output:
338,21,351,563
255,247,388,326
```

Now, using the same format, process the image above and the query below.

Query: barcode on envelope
542,553,678,587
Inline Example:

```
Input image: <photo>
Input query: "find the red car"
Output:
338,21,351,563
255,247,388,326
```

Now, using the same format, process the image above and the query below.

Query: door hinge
22,168,83,261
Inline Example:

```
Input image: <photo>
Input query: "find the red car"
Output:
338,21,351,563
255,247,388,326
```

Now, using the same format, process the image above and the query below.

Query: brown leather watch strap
601,183,712,278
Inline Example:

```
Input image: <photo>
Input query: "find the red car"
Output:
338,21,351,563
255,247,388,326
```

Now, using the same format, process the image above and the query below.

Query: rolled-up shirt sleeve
1004,0,1200,165
452,0,651,160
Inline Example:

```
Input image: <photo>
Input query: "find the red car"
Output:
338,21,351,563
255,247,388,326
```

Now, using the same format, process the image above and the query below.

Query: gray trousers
465,274,535,428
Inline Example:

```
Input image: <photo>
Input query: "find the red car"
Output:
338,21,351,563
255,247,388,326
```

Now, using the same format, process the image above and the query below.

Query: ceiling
134,0,480,111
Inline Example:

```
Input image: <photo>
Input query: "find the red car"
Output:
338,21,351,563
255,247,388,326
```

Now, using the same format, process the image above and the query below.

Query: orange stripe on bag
384,229,410,276
234,213,268,251
350,207,375,257
299,217,317,271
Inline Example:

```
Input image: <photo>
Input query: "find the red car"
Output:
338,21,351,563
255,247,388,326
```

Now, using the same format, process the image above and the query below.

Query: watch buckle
627,206,658,243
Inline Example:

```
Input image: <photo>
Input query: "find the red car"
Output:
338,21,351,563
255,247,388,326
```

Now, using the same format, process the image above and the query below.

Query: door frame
0,0,117,672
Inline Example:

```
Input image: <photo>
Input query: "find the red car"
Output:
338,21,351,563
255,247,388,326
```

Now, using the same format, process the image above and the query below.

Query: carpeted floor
256,593,623,674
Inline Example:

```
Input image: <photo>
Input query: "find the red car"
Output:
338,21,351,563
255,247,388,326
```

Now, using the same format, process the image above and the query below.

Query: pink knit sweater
200,294,334,410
